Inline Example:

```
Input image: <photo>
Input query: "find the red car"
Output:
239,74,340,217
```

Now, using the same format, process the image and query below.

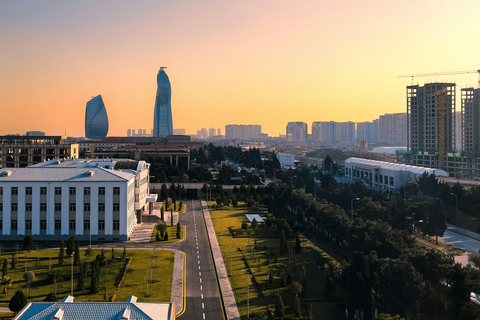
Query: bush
23,236,34,252
46,270,64,284
44,292,58,302
242,221,248,230
9,290,27,313
164,232,169,241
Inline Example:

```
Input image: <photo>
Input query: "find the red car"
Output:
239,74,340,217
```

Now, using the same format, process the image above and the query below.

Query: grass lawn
150,225,185,243
208,202,348,320
0,247,174,308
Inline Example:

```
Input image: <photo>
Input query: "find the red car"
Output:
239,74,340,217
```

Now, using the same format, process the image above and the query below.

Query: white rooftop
0,167,135,182
245,214,265,223
345,157,448,177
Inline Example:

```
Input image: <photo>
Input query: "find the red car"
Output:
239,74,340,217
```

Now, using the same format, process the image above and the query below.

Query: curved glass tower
153,67,173,136
85,95,109,139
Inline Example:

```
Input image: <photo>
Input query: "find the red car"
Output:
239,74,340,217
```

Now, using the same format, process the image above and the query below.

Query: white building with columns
0,158,156,241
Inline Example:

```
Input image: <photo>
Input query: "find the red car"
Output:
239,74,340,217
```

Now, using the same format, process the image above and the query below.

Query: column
90,186,99,235
105,185,113,235
61,185,69,235
17,187,25,235
75,186,84,235
32,186,40,235
3,186,11,235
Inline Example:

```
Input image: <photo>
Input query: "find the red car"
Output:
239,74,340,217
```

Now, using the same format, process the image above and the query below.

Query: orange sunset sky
1,0,480,137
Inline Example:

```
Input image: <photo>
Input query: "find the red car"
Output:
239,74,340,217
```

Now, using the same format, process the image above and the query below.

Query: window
55,187,61,195
0,187,3,195
55,203,61,211
84,187,90,195
98,187,105,195
113,220,120,231
25,220,32,230
69,203,76,212
40,187,47,195
0,203,2,211
84,220,90,230
11,203,17,211
113,187,120,195
40,203,47,212
113,203,120,212
25,203,32,212
84,204,90,212
11,220,17,230
98,203,105,212
0,221,2,230
40,220,46,230
69,187,76,195
25,187,32,195
11,187,18,195
55,220,61,230
69,220,76,230
98,220,105,230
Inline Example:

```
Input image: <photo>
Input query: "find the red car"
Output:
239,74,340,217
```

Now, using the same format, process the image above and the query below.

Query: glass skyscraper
153,67,173,136
85,95,109,139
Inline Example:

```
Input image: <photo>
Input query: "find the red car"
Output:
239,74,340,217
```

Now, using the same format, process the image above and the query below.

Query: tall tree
274,293,285,320
22,236,34,252
9,290,27,313
58,241,65,266
66,236,75,256
74,242,81,266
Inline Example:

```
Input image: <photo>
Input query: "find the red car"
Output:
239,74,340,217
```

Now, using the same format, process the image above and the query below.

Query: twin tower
85,67,173,139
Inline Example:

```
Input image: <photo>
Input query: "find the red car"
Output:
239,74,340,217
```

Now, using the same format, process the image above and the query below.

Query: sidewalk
201,201,240,320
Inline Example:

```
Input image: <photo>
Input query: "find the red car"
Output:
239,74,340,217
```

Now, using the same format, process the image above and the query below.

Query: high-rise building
85,95,109,140
378,113,407,145
407,83,456,154
127,129,132,137
225,125,262,140
153,67,173,137
336,122,355,143
461,88,480,153
286,122,307,142
173,128,186,135
208,128,215,138
356,121,379,143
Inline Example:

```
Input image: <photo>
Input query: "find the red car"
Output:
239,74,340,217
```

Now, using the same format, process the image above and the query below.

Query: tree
23,271,35,297
59,241,65,266
161,206,164,221
111,248,116,267
44,292,58,302
22,235,34,252
324,154,333,172
66,236,75,256
156,220,168,239
251,218,258,230
274,293,285,320
164,231,169,241
90,261,100,294
74,242,81,266
2,258,8,277
293,294,302,318
11,254,16,269
170,209,174,226
156,231,161,241
411,201,446,244
9,290,27,313
343,251,373,319
77,262,85,291
295,233,301,254
1,276,12,294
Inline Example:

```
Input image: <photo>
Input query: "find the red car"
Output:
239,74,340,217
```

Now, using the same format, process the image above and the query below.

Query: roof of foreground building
13,296,174,320
345,157,448,177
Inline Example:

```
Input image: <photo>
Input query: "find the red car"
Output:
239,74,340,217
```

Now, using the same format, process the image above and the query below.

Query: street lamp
451,193,459,232
70,252,75,296
89,213,92,248
351,198,360,222
242,269,255,319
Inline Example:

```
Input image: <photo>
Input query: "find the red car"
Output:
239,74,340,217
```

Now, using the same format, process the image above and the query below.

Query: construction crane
398,69,480,87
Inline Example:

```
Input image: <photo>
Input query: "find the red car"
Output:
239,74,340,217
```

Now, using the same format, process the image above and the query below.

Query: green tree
156,220,168,238
274,293,285,320
295,233,301,254
9,290,27,313
2,258,8,277
22,235,34,252
66,236,75,256
23,271,35,297
58,241,65,266
90,261,100,294
77,262,84,291
44,292,58,302
164,231,169,241
251,218,258,230
74,242,81,266
323,154,332,172
11,254,16,269
1,276,12,294
344,251,373,319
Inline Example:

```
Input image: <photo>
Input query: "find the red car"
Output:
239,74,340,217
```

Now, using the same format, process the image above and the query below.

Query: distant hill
305,148,394,163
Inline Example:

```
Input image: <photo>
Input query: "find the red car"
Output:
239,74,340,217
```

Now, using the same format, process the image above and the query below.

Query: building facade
286,122,307,142
85,95,109,140
225,124,262,140
378,113,407,145
153,67,173,137
0,159,156,241
0,136,78,168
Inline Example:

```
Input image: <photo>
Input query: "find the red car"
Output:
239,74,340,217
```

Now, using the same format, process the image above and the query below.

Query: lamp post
451,193,458,232
351,198,360,222
70,252,75,296
89,213,92,248
242,269,255,319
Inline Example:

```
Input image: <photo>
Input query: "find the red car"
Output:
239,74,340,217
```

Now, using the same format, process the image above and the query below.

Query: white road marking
198,255,200,259
200,278,202,283
199,272,201,276
200,285,203,291
203,313,205,319
197,250,199,254
199,266,201,270
202,303,204,309
201,294,203,299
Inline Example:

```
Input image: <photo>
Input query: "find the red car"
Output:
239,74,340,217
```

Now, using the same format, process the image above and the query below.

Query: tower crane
398,69,480,87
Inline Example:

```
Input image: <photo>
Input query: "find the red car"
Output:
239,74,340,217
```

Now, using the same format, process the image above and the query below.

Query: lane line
200,285,203,291
200,278,202,283
201,294,203,299
202,303,204,309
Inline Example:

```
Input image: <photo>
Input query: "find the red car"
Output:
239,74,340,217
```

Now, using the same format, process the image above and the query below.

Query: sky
1,0,480,137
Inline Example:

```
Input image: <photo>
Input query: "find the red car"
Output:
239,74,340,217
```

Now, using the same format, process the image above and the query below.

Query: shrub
9,290,27,313
241,221,248,230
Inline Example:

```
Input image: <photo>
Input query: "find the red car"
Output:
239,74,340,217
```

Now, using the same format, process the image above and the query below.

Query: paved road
176,200,224,320
440,228,480,254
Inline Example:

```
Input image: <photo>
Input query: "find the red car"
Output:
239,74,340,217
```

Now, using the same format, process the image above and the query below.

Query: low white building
277,153,295,167
344,157,448,192
0,158,157,241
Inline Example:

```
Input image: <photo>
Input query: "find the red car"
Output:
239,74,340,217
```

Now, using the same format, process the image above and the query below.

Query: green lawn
209,202,347,320
150,225,185,243
0,247,174,307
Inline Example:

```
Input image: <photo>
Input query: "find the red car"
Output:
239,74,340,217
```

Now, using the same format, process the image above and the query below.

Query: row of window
1,187,121,196
4,219,120,231
1,203,120,212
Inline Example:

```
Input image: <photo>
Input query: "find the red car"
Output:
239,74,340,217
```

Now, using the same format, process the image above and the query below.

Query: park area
0,245,174,312
208,201,349,320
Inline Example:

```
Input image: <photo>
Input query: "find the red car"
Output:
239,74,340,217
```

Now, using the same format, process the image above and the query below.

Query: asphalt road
176,200,224,320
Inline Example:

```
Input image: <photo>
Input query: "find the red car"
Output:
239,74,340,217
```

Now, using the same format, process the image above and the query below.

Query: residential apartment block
225,124,262,140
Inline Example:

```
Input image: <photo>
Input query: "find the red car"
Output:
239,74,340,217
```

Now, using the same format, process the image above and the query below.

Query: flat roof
345,157,448,177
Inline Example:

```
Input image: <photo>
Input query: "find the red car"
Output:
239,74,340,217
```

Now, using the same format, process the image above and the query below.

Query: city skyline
1,1,480,137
